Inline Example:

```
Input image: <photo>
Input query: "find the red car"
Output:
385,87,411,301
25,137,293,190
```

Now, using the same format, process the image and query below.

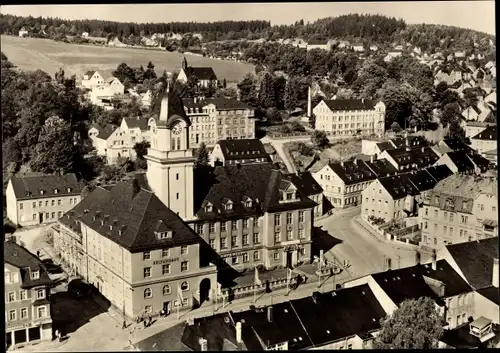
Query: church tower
145,84,195,220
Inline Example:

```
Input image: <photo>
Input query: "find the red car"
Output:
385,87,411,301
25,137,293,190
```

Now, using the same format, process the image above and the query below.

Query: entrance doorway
39,213,44,224
163,301,170,315
199,278,211,305
286,251,293,269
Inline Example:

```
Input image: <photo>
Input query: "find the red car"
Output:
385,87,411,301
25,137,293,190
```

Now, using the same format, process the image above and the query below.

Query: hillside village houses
18,27,29,37
89,77,125,108
470,125,497,155
5,241,54,349
82,70,105,90
6,174,83,227
313,99,386,137
177,57,218,88
418,174,498,249
461,97,495,122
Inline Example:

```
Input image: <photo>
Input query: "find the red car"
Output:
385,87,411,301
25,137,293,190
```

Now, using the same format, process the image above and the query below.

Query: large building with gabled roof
177,57,218,88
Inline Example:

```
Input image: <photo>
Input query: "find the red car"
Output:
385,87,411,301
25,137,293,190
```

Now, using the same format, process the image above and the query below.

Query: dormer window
204,204,213,213
67,187,72,192
462,201,467,210
40,190,45,195
245,200,252,208
54,189,59,194
156,231,173,240
31,271,40,279
286,192,295,200
224,201,233,211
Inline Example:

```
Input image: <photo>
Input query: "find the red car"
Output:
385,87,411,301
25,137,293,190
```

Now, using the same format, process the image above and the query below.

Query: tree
463,89,479,107
133,141,150,159
195,142,210,167
55,68,65,84
446,120,467,143
258,72,276,109
237,73,257,105
112,63,136,88
390,122,402,132
309,113,316,129
134,65,145,84
374,297,444,349
311,130,329,149
266,107,282,124
144,61,157,80
440,102,462,127
222,78,227,88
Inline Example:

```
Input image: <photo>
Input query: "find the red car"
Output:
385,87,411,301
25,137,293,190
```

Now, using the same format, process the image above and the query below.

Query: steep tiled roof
407,170,439,192
194,164,316,221
468,153,490,172
476,287,499,305
323,99,378,111
84,70,96,78
444,151,476,173
390,136,429,149
372,260,471,305
152,89,191,128
424,165,453,183
135,322,191,351
364,158,398,177
442,138,475,153
59,177,203,253
433,174,498,199
290,285,386,346
181,313,241,351
10,173,82,201
378,173,420,200
124,117,149,131
328,160,377,185
217,139,269,161
376,141,394,152
384,146,439,171
284,171,323,197
230,301,313,350
96,124,117,140
446,238,499,290
186,66,218,81
4,241,53,289
472,125,497,140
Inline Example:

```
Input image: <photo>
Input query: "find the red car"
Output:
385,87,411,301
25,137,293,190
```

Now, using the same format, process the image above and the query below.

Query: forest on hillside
0,13,494,53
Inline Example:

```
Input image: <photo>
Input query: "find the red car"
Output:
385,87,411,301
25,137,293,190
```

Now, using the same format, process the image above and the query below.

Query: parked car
68,279,92,299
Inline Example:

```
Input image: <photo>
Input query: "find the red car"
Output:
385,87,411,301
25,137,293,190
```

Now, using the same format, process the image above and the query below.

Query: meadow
0,35,254,82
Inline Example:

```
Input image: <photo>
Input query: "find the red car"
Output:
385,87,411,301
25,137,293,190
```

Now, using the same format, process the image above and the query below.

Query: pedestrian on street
143,320,147,329
122,320,127,329
148,316,152,326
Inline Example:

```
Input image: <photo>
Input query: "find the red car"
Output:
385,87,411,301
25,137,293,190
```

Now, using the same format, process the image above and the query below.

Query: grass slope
1,35,254,82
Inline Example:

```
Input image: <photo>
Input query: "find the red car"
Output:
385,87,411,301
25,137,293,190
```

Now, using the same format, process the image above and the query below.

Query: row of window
20,198,79,210
143,281,190,299
7,306,47,322
5,271,39,284
195,218,259,234
6,288,45,302
31,212,62,221
274,211,305,226
143,246,187,261
144,262,189,278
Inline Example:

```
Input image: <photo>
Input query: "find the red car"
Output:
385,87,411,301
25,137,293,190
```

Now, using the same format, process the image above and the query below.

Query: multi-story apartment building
379,145,440,172
361,165,452,222
470,125,497,155
361,135,429,156
88,117,151,164
313,99,386,137
209,139,271,167
434,150,485,175
312,157,397,209
418,174,498,249
6,174,83,226
285,171,324,219
182,97,256,148
54,177,217,319
5,241,53,349
465,121,496,139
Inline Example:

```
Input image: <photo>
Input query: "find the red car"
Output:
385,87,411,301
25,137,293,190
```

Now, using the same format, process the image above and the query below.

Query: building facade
209,139,271,167
177,57,218,88
470,125,497,155
418,174,498,249
6,174,82,227
313,99,386,137
5,241,53,349
81,70,105,90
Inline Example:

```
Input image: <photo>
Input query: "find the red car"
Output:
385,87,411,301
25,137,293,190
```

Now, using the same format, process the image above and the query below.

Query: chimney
362,98,365,104
267,306,273,323
493,258,499,288
431,250,437,271
199,338,208,352
307,86,312,117
370,155,374,163
236,322,242,343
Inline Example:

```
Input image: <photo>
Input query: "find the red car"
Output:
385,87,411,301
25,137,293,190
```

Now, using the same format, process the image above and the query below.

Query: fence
361,216,421,249
267,131,310,139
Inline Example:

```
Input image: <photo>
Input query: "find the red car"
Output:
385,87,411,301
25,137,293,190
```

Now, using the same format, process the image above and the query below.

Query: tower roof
155,87,191,129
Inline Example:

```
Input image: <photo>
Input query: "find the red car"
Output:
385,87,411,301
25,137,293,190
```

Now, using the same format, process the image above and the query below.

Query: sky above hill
1,2,495,35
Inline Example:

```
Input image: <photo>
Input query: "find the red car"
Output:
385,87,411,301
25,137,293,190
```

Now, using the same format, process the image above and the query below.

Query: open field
1,35,254,82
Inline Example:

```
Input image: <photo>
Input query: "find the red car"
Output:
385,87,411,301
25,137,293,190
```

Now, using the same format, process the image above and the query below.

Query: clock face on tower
171,122,182,135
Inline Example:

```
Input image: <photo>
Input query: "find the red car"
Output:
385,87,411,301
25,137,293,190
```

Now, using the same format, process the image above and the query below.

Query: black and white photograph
1,1,498,351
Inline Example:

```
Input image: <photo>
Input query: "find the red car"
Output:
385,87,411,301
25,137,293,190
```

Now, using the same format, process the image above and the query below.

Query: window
8,292,15,302
9,310,16,321
144,267,151,278
299,211,305,223
287,230,293,240
221,222,226,232
243,253,249,262
176,193,179,200
243,219,249,228
286,213,292,224
232,221,237,230
36,289,44,299
450,213,454,222
253,218,259,227
58,211,62,218
20,308,28,319
274,232,281,243
19,290,27,301
209,239,215,248
182,298,189,306
253,251,260,260
33,214,37,220
45,201,48,207
221,237,227,249
145,305,152,313
232,256,238,264
232,235,238,247
163,285,171,295
180,281,189,291
299,229,305,239
253,233,260,244
243,234,249,245
444,226,447,233
176,173,179,180
39,201,42,208
20,203,23,210
434,210,438,218
58,199,62,206
51,212,55,218
162,249,170,258
144,288,152,298
143,251,151,260
51,200,55,207
450,227,454,235
181,246,188,255
209,223,215,233
181,261,188,272
273,252,279,260
274,214,281,226
162,264,171,276
32,202,36,209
